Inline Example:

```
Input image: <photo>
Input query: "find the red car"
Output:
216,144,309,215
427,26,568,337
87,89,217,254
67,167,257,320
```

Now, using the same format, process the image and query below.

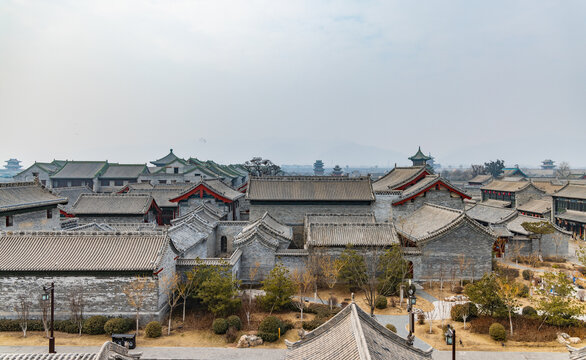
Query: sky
1,1,585,169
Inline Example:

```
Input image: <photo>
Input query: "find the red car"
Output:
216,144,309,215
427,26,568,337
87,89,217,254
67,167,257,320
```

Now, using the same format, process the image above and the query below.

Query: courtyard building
552,183,586,240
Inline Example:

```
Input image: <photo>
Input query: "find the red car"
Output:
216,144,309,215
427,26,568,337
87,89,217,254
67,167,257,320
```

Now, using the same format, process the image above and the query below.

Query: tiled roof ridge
514,214,572,235
309,222,395,228
0,230,165,236
240,212,292,239
373,165,427,189
392,175,470,204
305,212,375,217
421,202,464,214
250,175,369,181
234,227,281,250
0,181,39,188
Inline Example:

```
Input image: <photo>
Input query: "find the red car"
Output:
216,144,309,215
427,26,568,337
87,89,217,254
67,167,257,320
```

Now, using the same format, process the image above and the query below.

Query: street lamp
444,324,456,360
406,280,416,346
43,283,55,354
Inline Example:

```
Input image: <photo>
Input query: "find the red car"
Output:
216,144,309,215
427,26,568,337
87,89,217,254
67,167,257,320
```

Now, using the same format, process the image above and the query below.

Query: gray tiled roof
556,210,586,224
480,199,511,208
553,184,586,200
173,179,244,202
468,174,492,184
465,203,517,225
0,341,139,360
53,186,94,212
0,182,68,213
71,194,154,215
305,213,376,225
50,161,108,179
517,198,551,214
234,212,292,249
481,180,538,192
307,223,398,247
0,231,170,271
506,215,570,236
372,166,429,192
247,176,375,201
100,164,148,178
151,149,181,166
285,302,432,360
395,203,493,242
129,188,183,208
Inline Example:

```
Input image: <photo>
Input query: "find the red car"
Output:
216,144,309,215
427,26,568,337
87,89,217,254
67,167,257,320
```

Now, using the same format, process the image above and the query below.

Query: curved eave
392,179,471,206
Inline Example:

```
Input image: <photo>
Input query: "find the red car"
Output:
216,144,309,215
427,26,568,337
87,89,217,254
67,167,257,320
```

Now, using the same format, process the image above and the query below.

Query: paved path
0,346,286,360
0,345,569,359
432,350,568,359
374,314,433,352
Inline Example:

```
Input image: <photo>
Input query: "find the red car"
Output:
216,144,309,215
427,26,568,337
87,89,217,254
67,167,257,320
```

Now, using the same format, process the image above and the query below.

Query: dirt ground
413,320,569,352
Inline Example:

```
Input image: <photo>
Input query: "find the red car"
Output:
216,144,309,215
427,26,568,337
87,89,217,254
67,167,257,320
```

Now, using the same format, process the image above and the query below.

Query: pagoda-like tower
541,159,556,170
4,159,22,171
313,160,325,176
332,165,343,176
408,147,432,167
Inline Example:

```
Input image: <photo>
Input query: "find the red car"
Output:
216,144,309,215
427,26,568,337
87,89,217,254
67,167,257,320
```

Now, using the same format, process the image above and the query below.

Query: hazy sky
1,1,585,168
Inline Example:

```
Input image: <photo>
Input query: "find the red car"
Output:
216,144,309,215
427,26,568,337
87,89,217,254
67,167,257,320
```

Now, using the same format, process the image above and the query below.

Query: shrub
104,318,132,334
375,296,388,309
385,324,397,333
55,320,79,334
282,320,294,333
226,315,241,331
259,332,279,342
0,319,21,332
259,316,282,335
518,284,530,298
212,318,229,335
83,316,108,335
417,313,425,325
225,326,238,343
329,296,339,307
302,318,325,331
453,286,464,294
305,303,341,319
489,323,506,341
522,269,533,281
451,303,478,322
522,306,537,317
145,321,162,338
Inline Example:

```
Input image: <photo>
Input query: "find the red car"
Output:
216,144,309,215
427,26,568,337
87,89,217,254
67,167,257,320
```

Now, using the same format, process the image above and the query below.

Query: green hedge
145,321,162,338
212,318,228,335
83,316,108,335
489,323,506,341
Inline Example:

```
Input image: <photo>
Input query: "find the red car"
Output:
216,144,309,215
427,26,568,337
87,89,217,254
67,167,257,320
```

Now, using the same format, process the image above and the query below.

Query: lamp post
406,280,416,346
42,283,55,354
445,324,456,360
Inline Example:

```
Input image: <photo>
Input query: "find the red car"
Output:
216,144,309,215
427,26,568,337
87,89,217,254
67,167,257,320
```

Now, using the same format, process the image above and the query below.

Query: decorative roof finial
170,148,173,153
351,293,355,303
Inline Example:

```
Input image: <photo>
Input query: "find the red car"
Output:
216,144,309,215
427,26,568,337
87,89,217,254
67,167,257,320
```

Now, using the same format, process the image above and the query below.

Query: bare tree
291,267,315,321
425,309,434,334
495,276,520,336
177,269,198,323
242,262,261,328
160,273,181,335
123,275,156,335
457,254,470,286
243,157,282,177
15,295,31,338
69,289,85,336
508,241,525,265
38,295,50,338
557,162,571,178
319,255,345,310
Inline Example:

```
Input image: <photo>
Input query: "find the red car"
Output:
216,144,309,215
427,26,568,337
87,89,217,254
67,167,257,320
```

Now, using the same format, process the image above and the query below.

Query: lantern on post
444,324,456,360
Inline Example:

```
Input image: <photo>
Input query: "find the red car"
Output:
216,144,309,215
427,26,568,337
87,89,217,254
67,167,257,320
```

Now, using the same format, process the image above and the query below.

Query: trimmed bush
212,318,229,335
259,332,279,342
302,318,325,331
305,303,340,319
417,313,425,325
451,303,478,322
225,326,238,343
375,296,388,309
522,269,533,281
0,319,44,332
259,316,282,335
385,324,397,333
104,318,132,335
55,320,79,334
453,286,464,294
489,323,506,341
282,320,294,333
145,321,162,338
226,315,241,331
522,306,537,317
83,316,108,335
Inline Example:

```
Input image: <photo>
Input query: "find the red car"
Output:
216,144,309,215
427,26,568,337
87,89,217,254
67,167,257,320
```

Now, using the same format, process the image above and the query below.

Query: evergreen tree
261,263,296,313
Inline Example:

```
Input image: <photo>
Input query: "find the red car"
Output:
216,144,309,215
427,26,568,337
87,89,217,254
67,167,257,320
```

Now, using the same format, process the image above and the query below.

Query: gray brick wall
238,238,277,282
0,208,61,231
516,186,545,208
76,215,146,224
373,194,399,223
0,274,162,323
216,222,247,254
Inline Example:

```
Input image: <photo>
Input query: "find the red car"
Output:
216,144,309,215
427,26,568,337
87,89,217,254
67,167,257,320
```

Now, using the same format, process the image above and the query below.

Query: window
5,216,13,227
71,180,82,187
141,180,150,183
32,172,39,178
101,180,110,186
221,236,228,253
159,180,167,184
41,180,46,186
174,167,179,174
114,180,124,186
171,180,176,184
47,209,52,219
185,180,190,183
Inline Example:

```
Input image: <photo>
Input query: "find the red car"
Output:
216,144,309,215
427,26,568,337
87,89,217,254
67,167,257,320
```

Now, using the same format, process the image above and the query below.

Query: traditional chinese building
70,193,163,225
408,147,432,167
331,165,344,176
480,180,545,208
313,160,325,176
169,179,244,220
552,184,586,240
